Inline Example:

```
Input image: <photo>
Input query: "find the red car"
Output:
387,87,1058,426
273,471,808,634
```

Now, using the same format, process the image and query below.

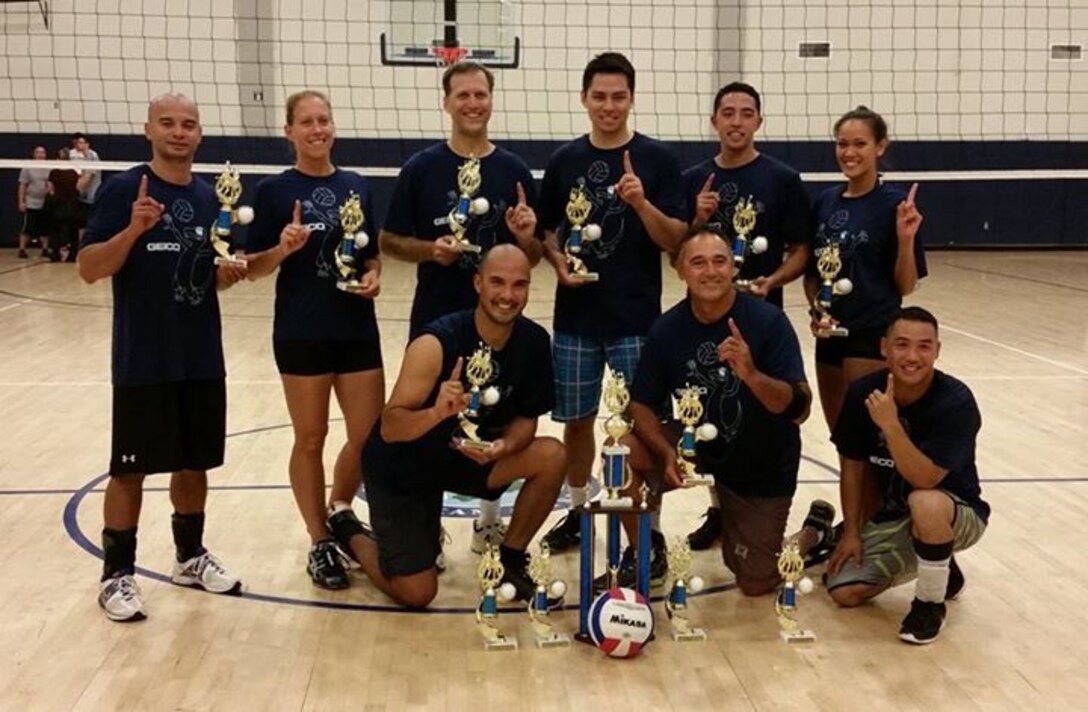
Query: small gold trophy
476,545,518,651
527,543,571,648
598,371,635,508
562,185,601,282
775,538,816,643
446,154,489,253
665,537,707,642
730,196,769,290
457,343,500,451
211,162,253,267
813,242,853,338
674,384,718,487
334,191,371,292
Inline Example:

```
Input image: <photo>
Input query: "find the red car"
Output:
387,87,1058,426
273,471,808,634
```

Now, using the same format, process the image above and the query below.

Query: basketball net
434,46,469,67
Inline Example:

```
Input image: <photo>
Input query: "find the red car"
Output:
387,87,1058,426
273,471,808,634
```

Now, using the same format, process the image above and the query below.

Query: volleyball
588,587,655,658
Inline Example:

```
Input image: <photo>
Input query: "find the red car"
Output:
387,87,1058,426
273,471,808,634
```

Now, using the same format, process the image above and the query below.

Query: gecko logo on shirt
869,455,896,468
682,340,744,444
147,242,181,252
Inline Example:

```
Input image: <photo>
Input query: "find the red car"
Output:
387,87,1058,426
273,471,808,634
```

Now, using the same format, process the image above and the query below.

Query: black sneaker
542,510,581,552
327,507,373,564
687,507,722,551
592,547,636,594
308,539,350,590
899,598,947,644
500,561,564,609
591,534,669,594
945,556,964,601
17,249,28,259
802,500,839,566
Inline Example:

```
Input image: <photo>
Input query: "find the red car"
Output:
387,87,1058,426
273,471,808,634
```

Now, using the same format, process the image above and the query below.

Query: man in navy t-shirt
341,246,565,608
78,94,247,623
612,226,812,595
380,60,541,555
824,306,988,644
680,81,815,551
539,52,687,560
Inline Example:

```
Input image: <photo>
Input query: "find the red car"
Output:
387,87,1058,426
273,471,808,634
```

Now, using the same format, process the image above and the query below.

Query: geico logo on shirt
869,455,896,468
146,242,181,252
303,222,327,232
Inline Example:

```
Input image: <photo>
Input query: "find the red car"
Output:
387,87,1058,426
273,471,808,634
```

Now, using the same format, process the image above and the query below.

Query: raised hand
130,174,164,234
717,318,756,381
864,373,900,433
504,181,537,240
693,172,720,225
896,182,923,244
434,357,470,419
279,200,311,256
614,149,647,210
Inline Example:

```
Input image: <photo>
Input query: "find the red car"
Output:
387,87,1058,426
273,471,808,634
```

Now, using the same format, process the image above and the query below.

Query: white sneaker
436,527,451,573
171,551,242,595
98,574,147,622
471,518,507,555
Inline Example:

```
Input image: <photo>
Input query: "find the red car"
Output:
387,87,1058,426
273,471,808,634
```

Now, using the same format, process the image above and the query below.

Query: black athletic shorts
20,209,48,238
361,435,506,577
814,326,885,367
110,379,226,476
273,339,383,376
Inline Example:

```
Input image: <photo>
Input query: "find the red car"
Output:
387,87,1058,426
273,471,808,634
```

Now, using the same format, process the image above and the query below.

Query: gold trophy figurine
674,384,718,487
665,537,707,641
457,343,500,451
813,241,853,338
334,191,371,292
211,162,253,267
598,371,634,508
562,185,601,282
447,154,489,253
775,538,816,643
476,545,518,651
730,195,768,290
527,543,571,648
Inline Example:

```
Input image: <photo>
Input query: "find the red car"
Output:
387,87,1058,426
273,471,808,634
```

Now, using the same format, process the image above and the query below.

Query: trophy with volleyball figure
813,240,853,338
563,183,602,282
730,195,768,290
598,372,636,508
334,191,371,292
775,538,816,643
211,162,253,267
447,154,489,253
527,542,571,648
674,384,718,487
456,343,501,451
665,537,707,642
476,545,518,651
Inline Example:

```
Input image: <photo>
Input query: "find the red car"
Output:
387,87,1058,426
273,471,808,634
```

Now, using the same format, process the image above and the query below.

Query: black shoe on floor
899,598,947,644
687,507,722,551
326,507,373,564
591,533,669,594
500,561,563,609
308,539,350,590
541,510,581,552
802,500,839,567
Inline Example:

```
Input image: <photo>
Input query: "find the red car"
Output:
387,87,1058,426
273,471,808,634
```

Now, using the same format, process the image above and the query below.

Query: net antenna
0,0,50,29
380,0,520,69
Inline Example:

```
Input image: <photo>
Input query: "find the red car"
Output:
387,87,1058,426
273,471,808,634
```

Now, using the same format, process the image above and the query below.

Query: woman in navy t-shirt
807,106,926,431
246,91,384,590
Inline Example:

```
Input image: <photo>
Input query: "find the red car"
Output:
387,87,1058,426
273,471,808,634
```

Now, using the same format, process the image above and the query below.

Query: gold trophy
730,195,768,290
446,154,489,253
527,543,571,648
674,384,718,487
457,343,500,451
665,537,707,642
211,162,253,267
813,242,853,337
334,191,371,292
476,545,518,651
598,371,635,508
775,539,816,643
562,184,601,282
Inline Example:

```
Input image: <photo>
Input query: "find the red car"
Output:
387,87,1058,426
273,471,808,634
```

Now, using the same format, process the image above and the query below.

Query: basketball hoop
433,45,469,67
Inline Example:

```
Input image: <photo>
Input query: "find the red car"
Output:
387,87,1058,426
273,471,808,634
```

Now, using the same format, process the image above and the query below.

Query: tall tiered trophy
812,242,853,337
730,195,768,290
211,162,253,267
334,191,371,292
775,539,816,643
665,537,707,641
456,343,501,451
674,384,718,487
527,543,571,648
562,184,601,282
476,545,518,651
446,154,489,253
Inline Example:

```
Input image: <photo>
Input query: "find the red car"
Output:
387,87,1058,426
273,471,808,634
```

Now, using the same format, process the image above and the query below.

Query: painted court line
942,324,1088,376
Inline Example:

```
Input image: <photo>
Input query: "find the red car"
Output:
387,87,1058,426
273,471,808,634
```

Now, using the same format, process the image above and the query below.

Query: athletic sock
102,527,137,581
913,538,953,603
477,498,501,527
171,512,207,563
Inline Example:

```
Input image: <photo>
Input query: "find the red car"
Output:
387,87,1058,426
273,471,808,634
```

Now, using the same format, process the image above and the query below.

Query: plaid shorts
551,331,645,421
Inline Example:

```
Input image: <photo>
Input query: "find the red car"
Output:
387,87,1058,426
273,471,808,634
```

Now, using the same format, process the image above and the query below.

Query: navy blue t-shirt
811,183,928,332
832,369,990,524
82,165,224,388
630,293,807,497
539,133,685,338
247,168,380,342
681,154,813,309
383,143,539,339
365,309,554,491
